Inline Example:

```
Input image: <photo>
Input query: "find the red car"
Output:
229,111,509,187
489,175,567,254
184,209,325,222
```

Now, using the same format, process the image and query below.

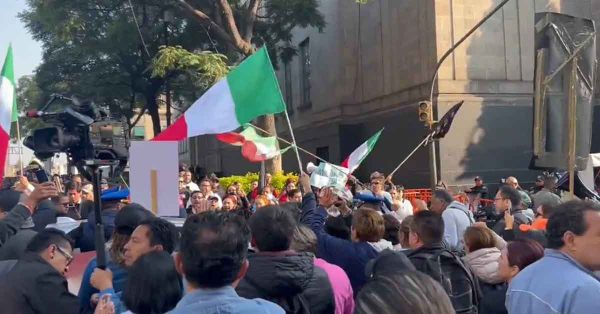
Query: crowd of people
0,165,599,314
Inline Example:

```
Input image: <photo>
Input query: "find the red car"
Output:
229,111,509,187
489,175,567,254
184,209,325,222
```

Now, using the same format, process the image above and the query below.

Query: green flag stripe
1,45,17,122
227,47,285,124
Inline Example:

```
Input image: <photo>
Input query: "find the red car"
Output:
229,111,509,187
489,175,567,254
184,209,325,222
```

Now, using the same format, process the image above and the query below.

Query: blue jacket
506,249,600,314
300,193,379,295
78,209,117,252
169,286,283,314
78,256,128,314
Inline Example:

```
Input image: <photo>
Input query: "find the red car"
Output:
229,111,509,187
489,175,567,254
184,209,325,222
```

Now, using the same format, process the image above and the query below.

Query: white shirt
394,199,414,221
185,182,200,192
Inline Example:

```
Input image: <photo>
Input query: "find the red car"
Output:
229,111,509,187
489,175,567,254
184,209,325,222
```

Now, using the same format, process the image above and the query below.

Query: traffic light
418,101,433,125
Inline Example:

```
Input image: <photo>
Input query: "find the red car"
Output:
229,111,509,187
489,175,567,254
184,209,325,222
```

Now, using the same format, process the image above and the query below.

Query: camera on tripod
23,94,129,177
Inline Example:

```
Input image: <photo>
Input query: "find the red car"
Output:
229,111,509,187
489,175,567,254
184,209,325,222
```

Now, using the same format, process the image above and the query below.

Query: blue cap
101,188,130,202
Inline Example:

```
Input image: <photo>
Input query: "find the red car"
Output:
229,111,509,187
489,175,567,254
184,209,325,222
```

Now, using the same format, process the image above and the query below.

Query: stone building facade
188,0,600,188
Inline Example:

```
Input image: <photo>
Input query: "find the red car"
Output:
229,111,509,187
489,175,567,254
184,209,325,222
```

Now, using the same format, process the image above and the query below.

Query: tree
12,75,45,139
173,0,326,173
19,0,225,136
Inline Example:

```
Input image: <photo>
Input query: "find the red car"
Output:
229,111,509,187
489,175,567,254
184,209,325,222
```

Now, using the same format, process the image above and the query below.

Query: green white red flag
153,47,285,141
0,45,17,183
341,129,383,174
217,126,290,162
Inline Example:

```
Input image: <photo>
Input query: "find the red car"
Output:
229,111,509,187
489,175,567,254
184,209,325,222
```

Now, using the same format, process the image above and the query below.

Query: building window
284,61,293,114
132,126,145,140
315,146,329,165
299,38,311,108
179,140,189,154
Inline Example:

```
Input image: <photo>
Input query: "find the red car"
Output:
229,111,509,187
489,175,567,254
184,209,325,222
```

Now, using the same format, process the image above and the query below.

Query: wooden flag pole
15,118,23,176
283,110,303,174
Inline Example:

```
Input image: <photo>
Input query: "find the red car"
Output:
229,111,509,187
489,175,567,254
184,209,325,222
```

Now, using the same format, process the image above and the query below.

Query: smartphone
34,169,49,183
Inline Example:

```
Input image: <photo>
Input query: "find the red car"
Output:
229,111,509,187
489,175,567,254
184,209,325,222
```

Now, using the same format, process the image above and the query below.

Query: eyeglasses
494,197,506,201
55,245,74,266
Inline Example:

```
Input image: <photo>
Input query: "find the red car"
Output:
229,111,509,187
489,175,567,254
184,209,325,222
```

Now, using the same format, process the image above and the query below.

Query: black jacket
0,252,78,314
237,251,335,314
479,283,508,314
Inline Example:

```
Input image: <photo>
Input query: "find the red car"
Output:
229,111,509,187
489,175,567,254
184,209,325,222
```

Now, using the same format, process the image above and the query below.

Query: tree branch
176,0,234,45
129,107,146,131
216,0,254,55
243,0,261,42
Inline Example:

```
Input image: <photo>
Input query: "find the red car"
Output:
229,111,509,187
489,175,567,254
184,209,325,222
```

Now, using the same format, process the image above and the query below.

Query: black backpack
409,249,480,314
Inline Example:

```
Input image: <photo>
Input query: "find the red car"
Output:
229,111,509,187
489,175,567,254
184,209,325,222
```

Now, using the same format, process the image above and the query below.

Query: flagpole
15,118,23,176
249,123,367,188
389,133,433,178
282,110,303,174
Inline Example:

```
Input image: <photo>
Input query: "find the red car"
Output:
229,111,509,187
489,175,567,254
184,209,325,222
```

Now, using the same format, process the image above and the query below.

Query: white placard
129,141,179,217
310,162,348,190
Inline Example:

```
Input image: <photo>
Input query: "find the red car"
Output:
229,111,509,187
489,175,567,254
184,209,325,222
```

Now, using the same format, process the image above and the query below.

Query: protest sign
130,141,179,216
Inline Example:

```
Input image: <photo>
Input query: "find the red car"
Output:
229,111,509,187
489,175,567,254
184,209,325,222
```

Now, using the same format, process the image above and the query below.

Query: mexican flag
153,47,285,141
341,129,383,174
217,126,290,162
0,45,17,183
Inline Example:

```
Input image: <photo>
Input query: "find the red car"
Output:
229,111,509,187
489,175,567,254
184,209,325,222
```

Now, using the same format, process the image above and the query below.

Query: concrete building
188,0,600,188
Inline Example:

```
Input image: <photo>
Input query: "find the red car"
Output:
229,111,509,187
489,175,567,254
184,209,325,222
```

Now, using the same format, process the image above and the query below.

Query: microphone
22,110,46,118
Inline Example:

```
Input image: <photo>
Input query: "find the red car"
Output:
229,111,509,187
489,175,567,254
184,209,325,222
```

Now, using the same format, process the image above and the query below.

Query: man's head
81,184,94,202
494,186,521,214
265,173,272,184
505,176,519,189
369,172,386,193
208,196,220,210
351,208,385,243
474,176,483,186
409,211,444,249
65,182,81,204
535,176,545,187
176,211,251,289
543,176,556,190
249,205,296,252
210,177,220,190
71,174,82,187
183,171,193,184
123,218,179,267
200,179,212,195
52,195,71,215
222,196,237,211
26,228,74,276
429,190,454,214
287,189,303,203
290,225,318,254
547,200,600,271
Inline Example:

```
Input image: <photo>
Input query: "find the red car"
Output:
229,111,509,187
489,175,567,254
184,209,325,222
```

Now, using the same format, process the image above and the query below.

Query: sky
0,0,42,81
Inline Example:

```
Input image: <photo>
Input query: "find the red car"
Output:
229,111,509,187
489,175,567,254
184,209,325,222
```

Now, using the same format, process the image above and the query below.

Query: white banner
130,141,179,217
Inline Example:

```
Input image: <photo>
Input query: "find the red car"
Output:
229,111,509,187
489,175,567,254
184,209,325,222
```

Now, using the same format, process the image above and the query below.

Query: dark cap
114,203,154,236
208,196,219,201
474,176,482,181
536,175,544,182
100,179,108,185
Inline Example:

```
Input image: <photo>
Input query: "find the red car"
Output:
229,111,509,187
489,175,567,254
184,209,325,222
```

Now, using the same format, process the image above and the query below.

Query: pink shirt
314,258,355,314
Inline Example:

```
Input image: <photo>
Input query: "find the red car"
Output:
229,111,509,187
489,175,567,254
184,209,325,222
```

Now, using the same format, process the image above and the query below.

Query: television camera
23,94,129,177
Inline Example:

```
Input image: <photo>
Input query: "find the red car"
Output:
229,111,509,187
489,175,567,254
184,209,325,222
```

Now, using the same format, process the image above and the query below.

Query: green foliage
151,46,229,90
13,75,46,138
219,172,298,194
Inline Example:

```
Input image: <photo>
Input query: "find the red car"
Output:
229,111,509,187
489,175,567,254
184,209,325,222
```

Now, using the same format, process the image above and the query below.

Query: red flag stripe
152,117,188,141
216,132,246,146
0,128,9,184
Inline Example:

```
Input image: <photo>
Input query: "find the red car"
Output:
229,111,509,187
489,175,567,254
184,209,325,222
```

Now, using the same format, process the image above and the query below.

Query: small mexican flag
217,126,290,162
153,47,285,141
341,129,383,174
0,45,17,183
